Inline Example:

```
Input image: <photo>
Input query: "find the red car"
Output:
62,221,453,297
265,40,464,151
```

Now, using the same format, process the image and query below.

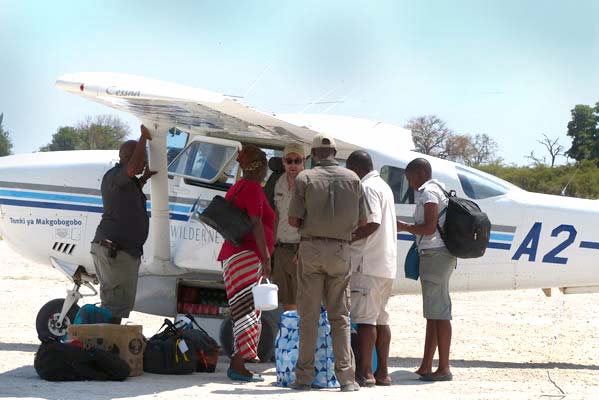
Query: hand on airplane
142,163,158,181
140,124,153,141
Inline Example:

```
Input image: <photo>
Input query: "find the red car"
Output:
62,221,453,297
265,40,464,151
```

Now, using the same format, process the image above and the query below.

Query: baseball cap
283,143,305,158
311,133,337,150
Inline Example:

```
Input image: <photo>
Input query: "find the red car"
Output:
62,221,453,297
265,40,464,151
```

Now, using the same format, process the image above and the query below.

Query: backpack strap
422,181,450,239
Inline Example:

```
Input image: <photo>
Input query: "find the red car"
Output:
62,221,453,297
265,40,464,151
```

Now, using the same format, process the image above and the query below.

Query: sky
0,0,598,165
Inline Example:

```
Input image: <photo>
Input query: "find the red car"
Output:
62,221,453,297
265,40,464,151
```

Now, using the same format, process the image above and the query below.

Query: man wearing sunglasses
272,143,306,311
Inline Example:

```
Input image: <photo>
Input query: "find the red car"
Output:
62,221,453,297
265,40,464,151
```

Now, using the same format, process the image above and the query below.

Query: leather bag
198,183,252,247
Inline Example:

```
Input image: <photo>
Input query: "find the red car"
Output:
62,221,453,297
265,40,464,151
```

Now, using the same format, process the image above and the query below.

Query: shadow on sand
0,342,39,352
388,356,599,371
0,357,277,400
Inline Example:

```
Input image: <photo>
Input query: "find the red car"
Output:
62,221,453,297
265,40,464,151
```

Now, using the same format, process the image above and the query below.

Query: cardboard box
68,324,145,377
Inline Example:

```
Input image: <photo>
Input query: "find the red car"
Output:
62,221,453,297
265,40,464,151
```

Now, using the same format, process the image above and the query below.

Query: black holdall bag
34,337,130,381
143,319,196,375
179,314,221,373
198,182,252,247
431,182,491,259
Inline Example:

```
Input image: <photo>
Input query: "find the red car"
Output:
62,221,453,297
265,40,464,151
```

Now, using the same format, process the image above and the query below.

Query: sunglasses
284,158,303,165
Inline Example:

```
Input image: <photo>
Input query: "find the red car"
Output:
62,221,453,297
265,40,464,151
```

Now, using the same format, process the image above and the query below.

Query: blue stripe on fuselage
0,198,190,221
0,189,102,205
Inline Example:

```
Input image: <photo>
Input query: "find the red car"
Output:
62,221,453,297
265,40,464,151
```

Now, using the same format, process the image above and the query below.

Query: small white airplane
1,72,598,361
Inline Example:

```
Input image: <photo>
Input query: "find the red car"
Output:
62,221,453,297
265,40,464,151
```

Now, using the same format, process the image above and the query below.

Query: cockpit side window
456,166,508,199
381,165,414,204
168,141,237,183
166,128,189,165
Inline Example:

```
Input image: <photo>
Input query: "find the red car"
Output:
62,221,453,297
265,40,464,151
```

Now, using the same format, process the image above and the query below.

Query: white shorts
350,273,393,325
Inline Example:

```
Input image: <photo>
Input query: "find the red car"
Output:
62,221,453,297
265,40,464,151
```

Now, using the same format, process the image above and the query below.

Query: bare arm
397,203,438,236
250,215,271,278
127,125,152,177
138,163,158,187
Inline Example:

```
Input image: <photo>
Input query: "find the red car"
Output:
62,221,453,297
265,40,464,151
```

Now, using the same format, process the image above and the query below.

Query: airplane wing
55,72,414,155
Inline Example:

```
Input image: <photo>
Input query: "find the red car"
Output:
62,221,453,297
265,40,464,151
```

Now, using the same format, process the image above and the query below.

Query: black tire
219,312,279,363
219,316,235,358
35,298,80,340
257,311,278,362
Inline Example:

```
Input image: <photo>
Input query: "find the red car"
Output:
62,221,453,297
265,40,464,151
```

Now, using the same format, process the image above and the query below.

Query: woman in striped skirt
217,145,275,382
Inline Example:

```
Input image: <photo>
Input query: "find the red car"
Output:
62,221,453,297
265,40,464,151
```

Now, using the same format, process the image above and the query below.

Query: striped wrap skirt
222,250,262,360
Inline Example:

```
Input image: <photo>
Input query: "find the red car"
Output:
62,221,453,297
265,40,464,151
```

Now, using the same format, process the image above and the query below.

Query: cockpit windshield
456,166,510,199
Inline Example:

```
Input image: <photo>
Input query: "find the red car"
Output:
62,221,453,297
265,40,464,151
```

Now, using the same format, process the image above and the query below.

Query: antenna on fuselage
242,61,275,98
560,161,580,196
320,87,357,114
300,84,342,114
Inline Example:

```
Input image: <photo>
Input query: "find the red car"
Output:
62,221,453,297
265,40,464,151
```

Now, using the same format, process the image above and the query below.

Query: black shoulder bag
198,182,253,247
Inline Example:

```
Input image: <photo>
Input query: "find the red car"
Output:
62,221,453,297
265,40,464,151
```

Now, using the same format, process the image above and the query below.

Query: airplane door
166,134,241,274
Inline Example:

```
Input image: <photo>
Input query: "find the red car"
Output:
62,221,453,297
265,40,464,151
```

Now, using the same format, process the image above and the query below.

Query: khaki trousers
295,240,355,385
91,243,141,318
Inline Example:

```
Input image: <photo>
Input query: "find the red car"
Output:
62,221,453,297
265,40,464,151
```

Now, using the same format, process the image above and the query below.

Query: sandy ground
0,240,598,400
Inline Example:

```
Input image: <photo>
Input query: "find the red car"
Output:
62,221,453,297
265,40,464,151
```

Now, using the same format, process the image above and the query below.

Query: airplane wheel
219,312,279,362
219,317,234,358
35,298,80,340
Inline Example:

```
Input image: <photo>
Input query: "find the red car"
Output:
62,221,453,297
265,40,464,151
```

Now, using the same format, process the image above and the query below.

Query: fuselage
1,142,598,304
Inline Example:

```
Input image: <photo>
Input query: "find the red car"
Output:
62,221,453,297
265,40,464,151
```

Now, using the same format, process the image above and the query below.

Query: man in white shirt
272,143,306,310
347,150,397,387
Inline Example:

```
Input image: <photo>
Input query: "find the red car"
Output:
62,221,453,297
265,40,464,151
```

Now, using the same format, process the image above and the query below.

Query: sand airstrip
0,240,598,400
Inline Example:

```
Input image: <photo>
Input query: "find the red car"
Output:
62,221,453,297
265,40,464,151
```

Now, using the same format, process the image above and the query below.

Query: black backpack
34,337,130,381
432,183,491,259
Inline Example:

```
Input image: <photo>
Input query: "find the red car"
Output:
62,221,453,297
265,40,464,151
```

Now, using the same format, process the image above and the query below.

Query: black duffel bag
143,319,196,375
198,183,252,247
180,314,220,373
34,337,130,381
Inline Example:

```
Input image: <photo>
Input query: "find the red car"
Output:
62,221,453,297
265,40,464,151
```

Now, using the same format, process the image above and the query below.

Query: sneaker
340,382,361,392
288,382,312,391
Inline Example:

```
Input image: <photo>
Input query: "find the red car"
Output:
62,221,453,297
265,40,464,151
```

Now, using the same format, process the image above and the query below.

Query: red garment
217,179,275,262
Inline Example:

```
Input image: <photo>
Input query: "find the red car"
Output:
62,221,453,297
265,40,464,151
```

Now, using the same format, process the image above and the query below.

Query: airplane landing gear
35,267,98,340
35,298,80,339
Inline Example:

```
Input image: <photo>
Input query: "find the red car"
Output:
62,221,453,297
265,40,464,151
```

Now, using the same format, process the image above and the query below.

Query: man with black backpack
397,158,456,382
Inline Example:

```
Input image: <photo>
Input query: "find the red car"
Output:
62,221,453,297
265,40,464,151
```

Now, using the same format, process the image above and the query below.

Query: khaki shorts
350,273,393,325
272,243,299,305
91,243,141,318
419,248,456,320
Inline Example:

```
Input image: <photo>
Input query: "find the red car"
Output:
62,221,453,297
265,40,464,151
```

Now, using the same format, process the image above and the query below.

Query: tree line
0,102,597,198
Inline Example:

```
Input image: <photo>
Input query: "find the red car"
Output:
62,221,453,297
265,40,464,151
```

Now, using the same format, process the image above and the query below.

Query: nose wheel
35,298,80,340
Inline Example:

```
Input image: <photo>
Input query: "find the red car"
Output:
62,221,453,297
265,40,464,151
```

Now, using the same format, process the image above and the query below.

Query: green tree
478,160,599,199
40,115,130,151
566,103,599,162
0,113,13,156
77,115,129,150
39,126,80,152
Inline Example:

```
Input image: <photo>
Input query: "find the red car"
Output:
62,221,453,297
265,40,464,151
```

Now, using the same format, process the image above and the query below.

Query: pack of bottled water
275,309,339,388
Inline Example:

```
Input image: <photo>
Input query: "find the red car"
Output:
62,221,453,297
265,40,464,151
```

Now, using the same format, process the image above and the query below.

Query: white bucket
252,278,279,311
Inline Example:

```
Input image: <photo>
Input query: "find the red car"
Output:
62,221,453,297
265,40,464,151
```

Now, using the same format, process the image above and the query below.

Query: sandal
356,376,376,388
375,376,392,386
227,368,264,382
419,372,453,382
